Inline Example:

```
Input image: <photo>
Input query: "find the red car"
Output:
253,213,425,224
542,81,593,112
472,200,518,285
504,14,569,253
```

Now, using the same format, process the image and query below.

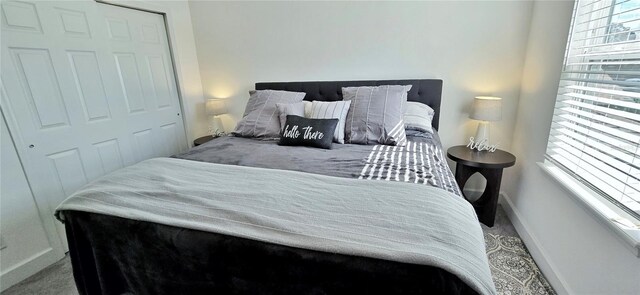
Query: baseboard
499,193,573,295
0,247,64,292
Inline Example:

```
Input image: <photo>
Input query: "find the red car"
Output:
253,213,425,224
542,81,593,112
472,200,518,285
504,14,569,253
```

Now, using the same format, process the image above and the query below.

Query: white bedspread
56,157,496,295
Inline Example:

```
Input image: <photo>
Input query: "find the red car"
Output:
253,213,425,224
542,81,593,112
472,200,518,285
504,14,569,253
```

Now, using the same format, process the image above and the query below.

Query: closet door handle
28,144,34,148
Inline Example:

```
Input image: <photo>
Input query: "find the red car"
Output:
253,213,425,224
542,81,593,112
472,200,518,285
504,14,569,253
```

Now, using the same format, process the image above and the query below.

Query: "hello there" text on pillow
279,115,338,149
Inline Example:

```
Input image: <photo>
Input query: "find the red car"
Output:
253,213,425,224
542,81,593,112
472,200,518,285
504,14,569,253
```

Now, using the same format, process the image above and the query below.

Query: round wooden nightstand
447,145,516,227
193,135,214,147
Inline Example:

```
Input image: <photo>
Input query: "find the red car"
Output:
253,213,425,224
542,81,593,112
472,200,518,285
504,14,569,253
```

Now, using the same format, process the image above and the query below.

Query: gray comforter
56,157,495,295
56,131,495,294
175,131,461,196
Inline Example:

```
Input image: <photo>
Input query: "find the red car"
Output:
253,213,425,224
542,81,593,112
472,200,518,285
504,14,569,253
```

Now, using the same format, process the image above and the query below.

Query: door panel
160,122,180,156
67,50,112,122
56,7,92,39
106,17,131,41
0,0,187,259
0,111,64,292
141,23,160,44
46,148,89,199
1,1,43,34
93,138,125,174
114,53,147,113
146,55,173,109
133,128,156,161
10,48,71,129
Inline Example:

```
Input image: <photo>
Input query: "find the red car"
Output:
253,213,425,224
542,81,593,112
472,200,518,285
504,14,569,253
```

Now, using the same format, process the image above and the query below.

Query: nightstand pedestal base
454,163,503,227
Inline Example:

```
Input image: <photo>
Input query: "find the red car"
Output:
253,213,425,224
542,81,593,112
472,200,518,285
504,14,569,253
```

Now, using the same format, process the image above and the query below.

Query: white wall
506,1,640,294
104,0,207,143
188,1,534,150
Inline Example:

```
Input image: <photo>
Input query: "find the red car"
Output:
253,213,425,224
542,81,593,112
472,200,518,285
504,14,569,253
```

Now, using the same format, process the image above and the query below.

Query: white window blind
547,0,640,220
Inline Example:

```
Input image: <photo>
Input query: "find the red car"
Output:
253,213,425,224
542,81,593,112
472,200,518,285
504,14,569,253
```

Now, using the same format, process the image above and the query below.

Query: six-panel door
0,1,187,250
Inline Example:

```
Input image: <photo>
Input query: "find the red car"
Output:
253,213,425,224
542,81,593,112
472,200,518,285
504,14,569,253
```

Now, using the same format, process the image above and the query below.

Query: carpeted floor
2,253,77,295
2,205,554,295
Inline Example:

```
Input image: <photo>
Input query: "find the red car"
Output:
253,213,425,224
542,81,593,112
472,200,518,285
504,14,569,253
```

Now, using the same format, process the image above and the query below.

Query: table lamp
206,98,227,136
469,96,502,144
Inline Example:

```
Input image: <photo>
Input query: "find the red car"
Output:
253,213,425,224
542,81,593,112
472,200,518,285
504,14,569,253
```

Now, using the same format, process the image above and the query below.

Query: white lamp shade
470,96,502,121
206,99,227,116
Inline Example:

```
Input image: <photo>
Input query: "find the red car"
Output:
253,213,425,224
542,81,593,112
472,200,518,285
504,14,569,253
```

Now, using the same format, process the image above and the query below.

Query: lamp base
208,116,225,136
475,121,490,143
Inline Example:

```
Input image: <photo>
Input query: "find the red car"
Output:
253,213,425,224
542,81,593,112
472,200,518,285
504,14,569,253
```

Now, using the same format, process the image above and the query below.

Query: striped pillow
232,90,306,138
308,100,351,144
404,101,435,134
342,85,411,146
303,101,313,117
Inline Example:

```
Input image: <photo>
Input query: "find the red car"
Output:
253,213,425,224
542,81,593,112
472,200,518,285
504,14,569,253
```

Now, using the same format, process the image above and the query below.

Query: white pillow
308,100,352,144
303,101,312,117
275,102,305,131
404,101,435,134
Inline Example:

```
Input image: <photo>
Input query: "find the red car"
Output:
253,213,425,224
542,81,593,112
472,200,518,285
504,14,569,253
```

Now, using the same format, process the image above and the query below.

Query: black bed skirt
63,211,478,295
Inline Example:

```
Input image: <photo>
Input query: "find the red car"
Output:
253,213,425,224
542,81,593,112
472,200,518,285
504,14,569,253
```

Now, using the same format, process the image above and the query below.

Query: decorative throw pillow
404,101,435,134
342,85,412,146
303,101,313,117
279,115,338,149
308,100,351,144
276,102,305,130
232,90,306,138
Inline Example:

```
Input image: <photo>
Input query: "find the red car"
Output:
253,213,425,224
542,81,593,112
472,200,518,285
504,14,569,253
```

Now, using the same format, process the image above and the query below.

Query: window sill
538,161,640,258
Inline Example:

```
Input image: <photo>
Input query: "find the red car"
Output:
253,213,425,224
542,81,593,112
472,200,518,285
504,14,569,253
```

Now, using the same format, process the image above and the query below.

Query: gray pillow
342,85,412,146
232,90,306,138
404,101,435,134
308,100,351,144
276,102,305,131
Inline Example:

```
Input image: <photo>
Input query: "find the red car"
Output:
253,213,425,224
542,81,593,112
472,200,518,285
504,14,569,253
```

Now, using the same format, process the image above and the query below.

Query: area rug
485,233,556,295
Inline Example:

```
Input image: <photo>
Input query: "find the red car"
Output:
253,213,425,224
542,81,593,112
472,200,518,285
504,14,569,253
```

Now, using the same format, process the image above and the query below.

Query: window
546,0,640,221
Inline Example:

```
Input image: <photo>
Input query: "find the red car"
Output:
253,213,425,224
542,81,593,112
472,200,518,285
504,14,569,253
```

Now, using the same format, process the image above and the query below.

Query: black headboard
255,79,443,131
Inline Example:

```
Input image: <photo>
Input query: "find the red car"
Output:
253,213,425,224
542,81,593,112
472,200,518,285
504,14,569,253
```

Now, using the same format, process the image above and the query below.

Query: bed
56,79,496,295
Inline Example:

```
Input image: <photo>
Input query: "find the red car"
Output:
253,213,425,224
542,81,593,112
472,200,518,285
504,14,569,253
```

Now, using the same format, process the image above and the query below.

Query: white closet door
0,1,187,249
0,110,65,291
